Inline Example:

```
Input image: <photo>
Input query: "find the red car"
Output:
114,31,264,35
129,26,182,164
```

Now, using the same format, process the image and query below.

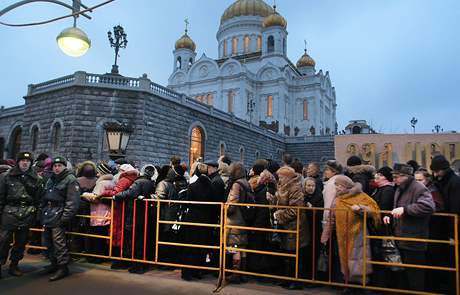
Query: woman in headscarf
321,175,380,293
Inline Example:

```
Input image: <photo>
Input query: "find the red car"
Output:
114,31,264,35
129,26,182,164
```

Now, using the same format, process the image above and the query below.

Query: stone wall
0,105,25,159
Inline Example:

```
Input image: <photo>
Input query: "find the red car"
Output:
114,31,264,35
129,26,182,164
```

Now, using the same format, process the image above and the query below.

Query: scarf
334,192,381,279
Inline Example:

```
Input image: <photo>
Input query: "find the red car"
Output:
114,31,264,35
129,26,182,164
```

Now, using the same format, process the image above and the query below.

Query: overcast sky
1,0,459,133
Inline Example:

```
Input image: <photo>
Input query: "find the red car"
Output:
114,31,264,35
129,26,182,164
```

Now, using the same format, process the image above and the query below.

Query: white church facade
168,0,337,137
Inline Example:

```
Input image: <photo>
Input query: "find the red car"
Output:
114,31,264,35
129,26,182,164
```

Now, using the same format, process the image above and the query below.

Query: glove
137,195,145,201
113,193,124,201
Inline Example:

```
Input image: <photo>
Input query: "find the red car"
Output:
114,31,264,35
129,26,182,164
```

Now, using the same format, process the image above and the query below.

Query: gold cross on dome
184,18,189,33
304,39,308,53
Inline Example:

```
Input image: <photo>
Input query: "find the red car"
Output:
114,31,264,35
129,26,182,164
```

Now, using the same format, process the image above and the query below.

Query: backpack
236,180,256,227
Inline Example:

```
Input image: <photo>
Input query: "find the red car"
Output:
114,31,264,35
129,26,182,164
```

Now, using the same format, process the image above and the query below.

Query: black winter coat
253,182,275,228
41,169,81,228
434,169,460,239
0,166,43,230
346,165,375,196
371,185,395,212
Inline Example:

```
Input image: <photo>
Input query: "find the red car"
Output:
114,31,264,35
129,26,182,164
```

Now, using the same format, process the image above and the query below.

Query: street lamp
108,25,128,74
103,122,133,159
410,117,418,134
0,0,115,57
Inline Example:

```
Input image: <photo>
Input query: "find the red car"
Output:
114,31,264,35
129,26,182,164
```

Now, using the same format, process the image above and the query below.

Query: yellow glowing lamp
56,26,91,57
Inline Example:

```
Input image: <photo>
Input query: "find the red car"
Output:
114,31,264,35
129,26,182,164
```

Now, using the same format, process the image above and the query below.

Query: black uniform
41,168,80,268
0,165,42,265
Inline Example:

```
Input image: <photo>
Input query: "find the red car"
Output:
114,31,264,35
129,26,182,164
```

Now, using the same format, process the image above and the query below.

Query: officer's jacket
0,166,43,230
41,169,80,228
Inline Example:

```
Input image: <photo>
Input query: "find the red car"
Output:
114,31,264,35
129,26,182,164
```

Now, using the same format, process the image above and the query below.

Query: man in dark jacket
40,157,80,281
384,163,435,291
114,164,157,274
0,152,42,278
431,155,460,294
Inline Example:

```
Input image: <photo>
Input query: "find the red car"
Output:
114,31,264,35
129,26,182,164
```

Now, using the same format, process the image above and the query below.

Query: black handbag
269,203,282,247
381,225,403,271
317,245,329,273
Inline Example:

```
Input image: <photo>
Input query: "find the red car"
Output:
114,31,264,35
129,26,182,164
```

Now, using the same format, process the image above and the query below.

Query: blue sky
1,0,459,133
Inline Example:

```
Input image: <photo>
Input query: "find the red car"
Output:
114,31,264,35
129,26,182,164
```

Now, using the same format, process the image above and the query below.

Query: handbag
317,245,329,273
269,199,282,247
381,225,403,271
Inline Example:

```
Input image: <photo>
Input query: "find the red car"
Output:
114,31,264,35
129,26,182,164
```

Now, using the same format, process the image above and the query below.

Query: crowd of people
0,151,459,294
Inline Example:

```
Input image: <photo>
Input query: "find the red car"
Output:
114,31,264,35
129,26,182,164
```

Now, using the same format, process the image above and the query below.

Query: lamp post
108,25,128,74
103,122,133,160
0,0,115,57
246,95,256,124
433,125,443,133
410,117,418,134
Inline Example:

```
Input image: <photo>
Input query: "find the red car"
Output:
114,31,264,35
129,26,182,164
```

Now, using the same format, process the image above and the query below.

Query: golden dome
175,31,196,52
297,49,316,68
263,6,287,29
221,0,273,24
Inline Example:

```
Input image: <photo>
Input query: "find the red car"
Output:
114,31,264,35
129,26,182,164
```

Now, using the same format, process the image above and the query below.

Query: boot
40,263,58,275
49,265,69,282
8,261,23,277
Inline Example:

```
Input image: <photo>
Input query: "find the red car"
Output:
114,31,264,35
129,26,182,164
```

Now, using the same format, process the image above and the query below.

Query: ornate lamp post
410,117,418,134
103,122,133,159
247,95,256,124
0,0,114,57
108,25,128,74
433,125,443,133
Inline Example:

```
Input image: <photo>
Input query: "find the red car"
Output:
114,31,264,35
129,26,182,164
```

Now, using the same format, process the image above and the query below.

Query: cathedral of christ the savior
168,0,337,137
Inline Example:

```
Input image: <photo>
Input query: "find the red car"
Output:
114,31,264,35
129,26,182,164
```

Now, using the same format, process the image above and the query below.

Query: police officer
41,156,80,281
0,152,42,279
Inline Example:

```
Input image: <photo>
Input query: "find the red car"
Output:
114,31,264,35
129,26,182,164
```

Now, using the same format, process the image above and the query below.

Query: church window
52,122,62,152
223,40,227,57
239,146,245,163
244,35,250,53
188,58,193,67
0,138,4,160
267,36,275,53
9,126,22,159
232,37,238,55
176,56,182,69
228,91,234,113
31,125,39,151
257,36,262,51
189,127,204,168
207,94,213,106
303,100,308,120
219,142,225,157
267,95,273,117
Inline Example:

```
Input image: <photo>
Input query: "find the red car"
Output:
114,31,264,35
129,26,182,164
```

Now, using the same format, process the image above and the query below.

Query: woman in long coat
321,175,380,291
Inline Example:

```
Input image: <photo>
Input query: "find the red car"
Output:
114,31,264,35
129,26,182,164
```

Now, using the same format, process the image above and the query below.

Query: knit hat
393,163,413,176
430,155,450,172
334,175,354,189
276,166,297,179
266,159,280,175
346,156,362,167
16,152,33,162
97,162,112,175
325,160,343,174
252,159,268,176
377,166,393,182
52,156,67,166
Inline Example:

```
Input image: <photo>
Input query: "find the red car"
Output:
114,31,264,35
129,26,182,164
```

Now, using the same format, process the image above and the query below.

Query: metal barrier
21,198,459,295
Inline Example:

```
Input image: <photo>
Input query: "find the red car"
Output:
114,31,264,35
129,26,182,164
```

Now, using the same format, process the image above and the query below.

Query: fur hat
334,175,355,189
393,163,414,176
377,166,393,182
16,152,33,162
430,155,450,172
325,160,343,174
346,156,362,167
276,166,297,179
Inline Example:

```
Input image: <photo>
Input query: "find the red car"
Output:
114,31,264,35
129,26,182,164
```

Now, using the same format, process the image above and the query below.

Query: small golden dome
297,49,316,68
263,6,287,29
175,31,196,52
221,0,273,24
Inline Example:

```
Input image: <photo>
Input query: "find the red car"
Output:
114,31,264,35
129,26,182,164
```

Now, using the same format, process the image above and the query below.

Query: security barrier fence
18,197,459,294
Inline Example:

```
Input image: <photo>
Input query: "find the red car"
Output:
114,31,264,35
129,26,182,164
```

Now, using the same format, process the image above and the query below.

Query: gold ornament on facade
221,0,273,23
175,18,196,52
297,49,316,68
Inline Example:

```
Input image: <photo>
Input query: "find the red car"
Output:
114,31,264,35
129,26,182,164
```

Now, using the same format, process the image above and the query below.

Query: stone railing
285,135,335,143
0,105,25,118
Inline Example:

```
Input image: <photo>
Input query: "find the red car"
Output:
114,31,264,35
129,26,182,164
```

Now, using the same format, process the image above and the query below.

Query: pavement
0,255,339,295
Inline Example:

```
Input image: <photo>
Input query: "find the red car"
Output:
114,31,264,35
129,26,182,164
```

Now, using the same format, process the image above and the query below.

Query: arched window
223,40,227,57
257,36,262,51
267,36,275,53
52,122,62,152
9,126,22,159
239,146,245,163
0,138,5,160
207,94,213,106
31,125,39,152
189,126,205,167
303,100,308,120
176,56,182,69
188,58,193,67
232,37,238,55
219,142,225,157
352,126,362,134
228,91,234,113
255,150,260,160
267,95,273,117
244,35,250,53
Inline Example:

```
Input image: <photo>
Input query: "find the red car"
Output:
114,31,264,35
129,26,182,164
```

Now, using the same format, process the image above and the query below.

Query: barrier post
295,207,300,279
132,200,137,259
362,210,367,287
455,214,459,295
109,199,114,257
143,200,148,261
155,199,160,263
